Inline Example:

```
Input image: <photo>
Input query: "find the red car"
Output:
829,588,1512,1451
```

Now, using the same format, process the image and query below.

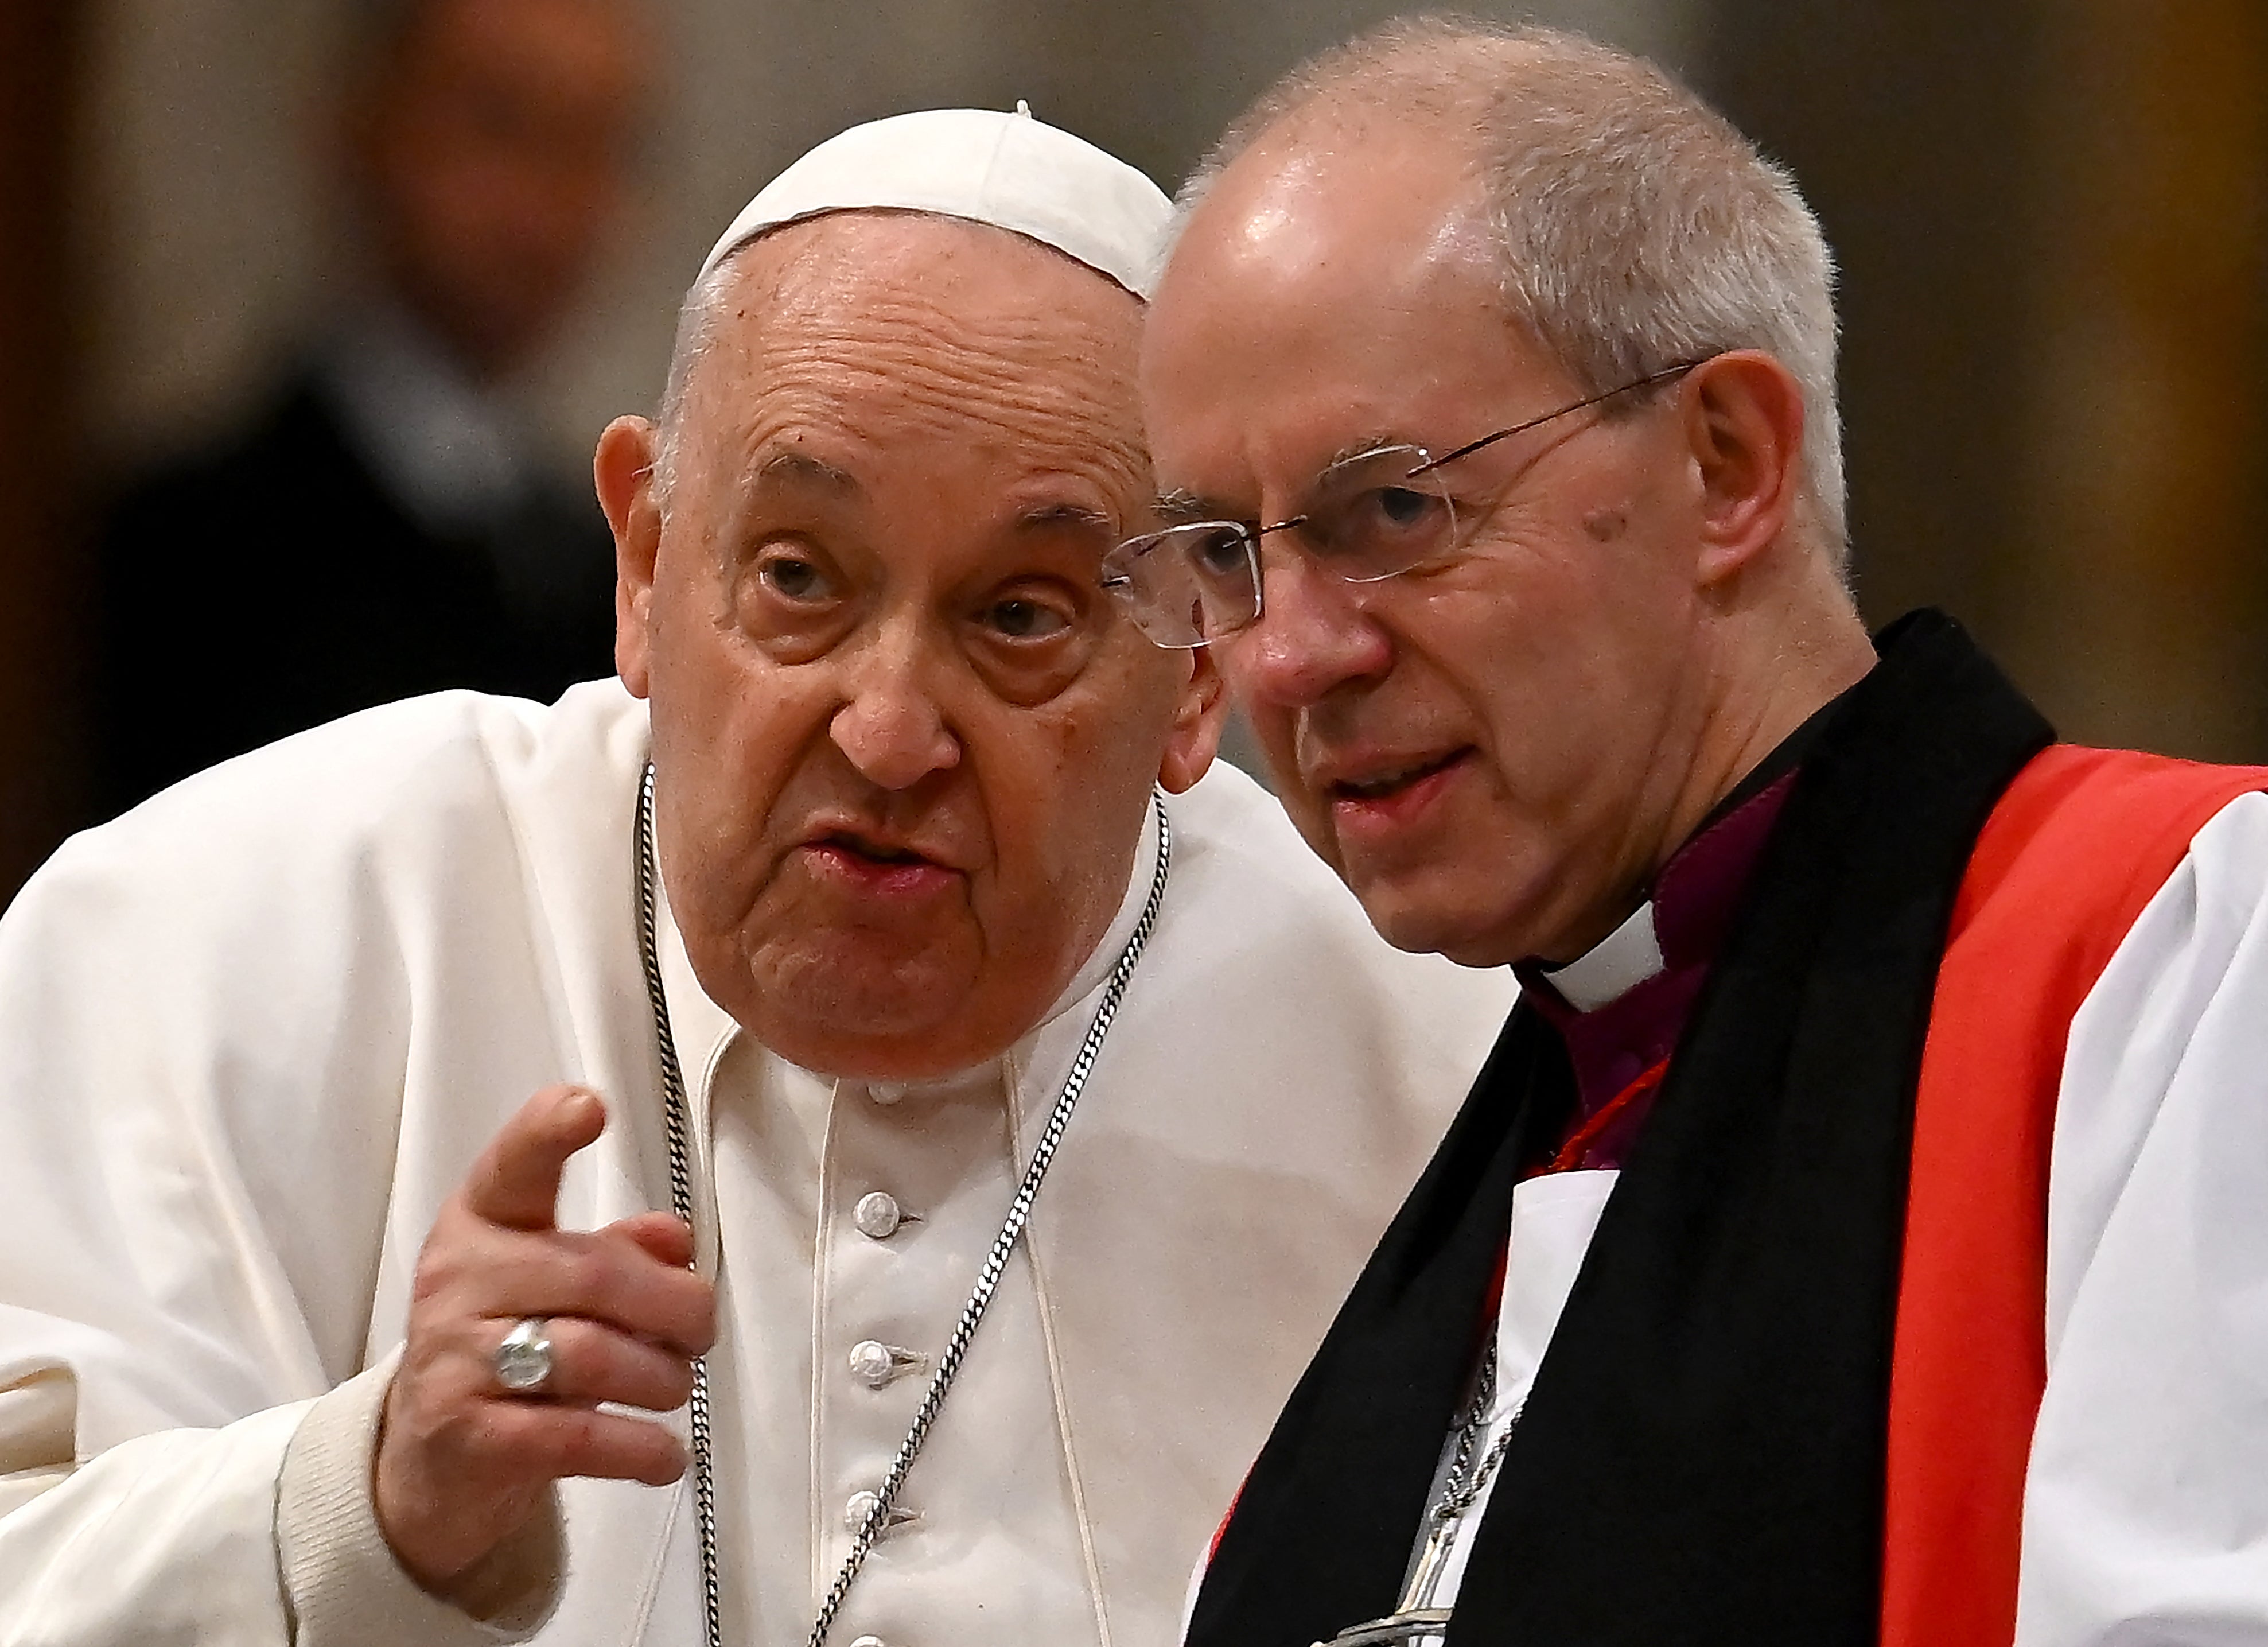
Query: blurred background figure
90,0,653,815
0,0,2261,900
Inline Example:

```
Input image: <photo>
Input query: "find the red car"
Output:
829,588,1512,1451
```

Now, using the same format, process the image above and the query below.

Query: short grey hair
1183,16,1847,562
651,254,740,506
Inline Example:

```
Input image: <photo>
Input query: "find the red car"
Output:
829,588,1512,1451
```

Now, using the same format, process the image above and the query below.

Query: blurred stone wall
1704,0,2268,760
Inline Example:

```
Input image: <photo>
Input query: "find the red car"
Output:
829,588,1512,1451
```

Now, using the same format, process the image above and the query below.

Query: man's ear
1156,646,1228,795
595,415,663,698
1680,351,1806,585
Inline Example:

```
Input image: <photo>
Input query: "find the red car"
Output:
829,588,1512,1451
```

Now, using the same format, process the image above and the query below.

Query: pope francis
0,112,1512,1646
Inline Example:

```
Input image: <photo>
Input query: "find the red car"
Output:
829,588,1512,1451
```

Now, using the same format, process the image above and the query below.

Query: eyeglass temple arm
1407,358,1710,479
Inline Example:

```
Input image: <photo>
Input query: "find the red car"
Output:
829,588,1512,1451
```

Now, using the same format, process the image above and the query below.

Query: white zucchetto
695,106,1173,298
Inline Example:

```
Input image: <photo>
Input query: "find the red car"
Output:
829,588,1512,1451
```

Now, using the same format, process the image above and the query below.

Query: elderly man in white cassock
0,111,1512,1647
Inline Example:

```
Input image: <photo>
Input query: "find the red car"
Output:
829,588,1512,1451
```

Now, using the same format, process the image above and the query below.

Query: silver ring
492,1316,555,1394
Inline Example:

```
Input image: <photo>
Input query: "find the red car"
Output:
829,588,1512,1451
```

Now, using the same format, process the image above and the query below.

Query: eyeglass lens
1100,447,1457,647
1100,523,1265,648
1302,446,1458,580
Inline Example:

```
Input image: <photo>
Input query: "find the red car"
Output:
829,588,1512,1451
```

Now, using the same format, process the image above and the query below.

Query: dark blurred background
3,0,2263,903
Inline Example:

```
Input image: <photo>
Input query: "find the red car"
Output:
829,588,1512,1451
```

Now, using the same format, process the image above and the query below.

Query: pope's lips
795,830,964,897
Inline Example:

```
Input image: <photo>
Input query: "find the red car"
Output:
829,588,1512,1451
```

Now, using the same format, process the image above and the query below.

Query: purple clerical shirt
1515,773,1796,1171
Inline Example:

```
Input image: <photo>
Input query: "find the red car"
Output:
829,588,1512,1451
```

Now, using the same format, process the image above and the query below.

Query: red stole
1886,747,2268,1645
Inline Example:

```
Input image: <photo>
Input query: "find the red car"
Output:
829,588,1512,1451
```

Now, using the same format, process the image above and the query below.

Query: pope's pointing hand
376,1085,715,1594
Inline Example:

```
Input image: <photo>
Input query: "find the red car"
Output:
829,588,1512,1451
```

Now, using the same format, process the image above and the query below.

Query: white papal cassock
0,681,1516,1647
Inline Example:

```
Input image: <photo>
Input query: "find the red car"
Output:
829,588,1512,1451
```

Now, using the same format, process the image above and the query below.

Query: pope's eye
984,597,1072,640
759,554,831,603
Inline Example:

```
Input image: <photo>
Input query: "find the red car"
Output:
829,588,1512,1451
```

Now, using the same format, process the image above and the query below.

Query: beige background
77,0,1696,487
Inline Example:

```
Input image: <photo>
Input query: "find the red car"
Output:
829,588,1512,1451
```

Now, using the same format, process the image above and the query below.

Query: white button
845,1490,921,1538
850,1638,885,1647
866,1081,905,1106
848,1339,925,1389
853,1191,903,1240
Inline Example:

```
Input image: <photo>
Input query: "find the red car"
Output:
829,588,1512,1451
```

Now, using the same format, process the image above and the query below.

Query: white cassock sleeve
0,723,563,1646
0,813,349,1645
2018,790,2268,1644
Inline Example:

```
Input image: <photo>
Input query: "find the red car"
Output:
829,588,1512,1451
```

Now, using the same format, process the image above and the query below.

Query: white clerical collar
1542,900,1667,1013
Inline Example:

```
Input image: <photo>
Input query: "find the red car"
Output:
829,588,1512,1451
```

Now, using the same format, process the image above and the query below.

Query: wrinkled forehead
679,212,1152,502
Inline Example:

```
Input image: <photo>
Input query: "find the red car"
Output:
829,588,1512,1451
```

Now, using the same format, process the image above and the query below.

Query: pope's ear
1681,350,1804,585
596,416,663,698
1156,646,1228,795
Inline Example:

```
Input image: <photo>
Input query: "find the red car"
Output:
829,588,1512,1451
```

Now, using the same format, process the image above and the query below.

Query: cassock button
849,1339,927,1389
845,1490,923,1539
853,1191,904,1240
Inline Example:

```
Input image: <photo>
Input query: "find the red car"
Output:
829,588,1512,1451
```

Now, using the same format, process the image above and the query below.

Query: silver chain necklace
636,765,1172,1647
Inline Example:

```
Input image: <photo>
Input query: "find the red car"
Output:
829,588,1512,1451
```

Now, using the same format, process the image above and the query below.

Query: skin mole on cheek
1583,509,1628,543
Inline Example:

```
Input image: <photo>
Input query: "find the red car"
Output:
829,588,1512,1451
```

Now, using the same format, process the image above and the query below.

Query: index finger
462,1086,608,1232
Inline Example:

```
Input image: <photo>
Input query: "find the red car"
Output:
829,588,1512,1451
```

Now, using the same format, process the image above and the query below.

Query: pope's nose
830,648,961,791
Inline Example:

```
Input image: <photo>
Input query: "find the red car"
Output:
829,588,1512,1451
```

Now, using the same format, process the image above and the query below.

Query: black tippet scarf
1186,612,2053,1647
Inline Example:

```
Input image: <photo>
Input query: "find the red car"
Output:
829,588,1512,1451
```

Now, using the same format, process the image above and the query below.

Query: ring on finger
493,1316,555,1395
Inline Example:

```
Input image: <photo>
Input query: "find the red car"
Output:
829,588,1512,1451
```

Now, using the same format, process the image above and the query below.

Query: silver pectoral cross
1310,1608,1453,1647
1308,1509,1461,1647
